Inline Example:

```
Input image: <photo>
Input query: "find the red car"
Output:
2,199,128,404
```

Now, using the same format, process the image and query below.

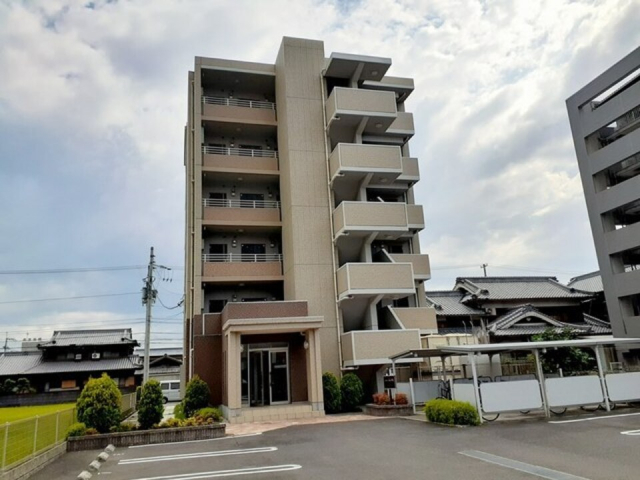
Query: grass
0,404,76,468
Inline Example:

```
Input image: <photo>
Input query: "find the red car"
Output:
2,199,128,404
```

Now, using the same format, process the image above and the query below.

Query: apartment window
240,193,264,207
393,297,410,308
586,104,640,152
611,246,640,274
209,299,227,313
242,297,268,302
620,294,640,317
209,244,227,255
241,244,266,261
603,198,640,231
594,152,640,192
588,67,640,110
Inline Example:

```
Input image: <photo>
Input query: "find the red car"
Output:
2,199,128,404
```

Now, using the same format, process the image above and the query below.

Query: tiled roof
39,329,138,348
425,291,487,317
454,276,593,302
0,353,141,376
567,271,603,293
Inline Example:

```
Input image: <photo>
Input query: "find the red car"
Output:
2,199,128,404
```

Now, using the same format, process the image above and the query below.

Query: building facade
183,37,435,423
566,47,640,343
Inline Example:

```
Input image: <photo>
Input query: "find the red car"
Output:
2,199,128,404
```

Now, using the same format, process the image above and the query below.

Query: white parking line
459,450,589,480
128,433,263,449
129,464,302,480
621,429,640,435
549,412,640,424
119,447,277,464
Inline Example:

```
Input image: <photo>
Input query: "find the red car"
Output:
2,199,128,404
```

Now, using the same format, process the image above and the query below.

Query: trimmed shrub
196,407,223,423
158,418,184,429
174,402,186,420
110,423,137,433
322,372,341,414
85,428,99,436
372,393,391,405
66,422,87,439
423,399,480,426
340,373,364,412
138,380,165,430
76,373,122,433
135,385,143,407
183,375,210,418
394,393,408,405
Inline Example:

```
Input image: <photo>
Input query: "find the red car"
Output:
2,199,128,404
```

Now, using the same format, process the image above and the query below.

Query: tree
137,380,165,429
182,375,210,417
340,373,364,412
532,328,596,374
14,378,34,394
322,372,341,414
76,374,122,433
3,379,16,395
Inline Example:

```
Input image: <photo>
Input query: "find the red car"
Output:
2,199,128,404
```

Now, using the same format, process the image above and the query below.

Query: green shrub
66,422,87,439
423,399,480,426
182,375,210,417
158,417,184,429
174,402,186,420
76,373,122,433
135,385,143,407
15,378,35,394
322,372,341,414
85,428,99,436
3,379,16,395
137,380,165,430
110,422,137,433
340,373,363,412
196,407,223,423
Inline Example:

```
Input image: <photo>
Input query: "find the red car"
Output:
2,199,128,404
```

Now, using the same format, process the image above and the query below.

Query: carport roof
439,337,640,354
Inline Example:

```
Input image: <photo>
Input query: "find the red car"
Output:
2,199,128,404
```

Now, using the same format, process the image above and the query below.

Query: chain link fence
0,407,76,471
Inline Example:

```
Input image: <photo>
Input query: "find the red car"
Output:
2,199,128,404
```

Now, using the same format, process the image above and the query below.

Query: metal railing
202,198,280,209
202,96,275,110
202,145,278,158
0,407,76,471
202,253,282,263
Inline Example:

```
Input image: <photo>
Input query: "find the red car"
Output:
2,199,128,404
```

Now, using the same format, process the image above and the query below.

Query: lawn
0,404,76,468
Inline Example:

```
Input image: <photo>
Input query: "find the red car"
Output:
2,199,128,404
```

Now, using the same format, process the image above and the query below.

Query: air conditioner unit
74,354,82,361
91,352,101,360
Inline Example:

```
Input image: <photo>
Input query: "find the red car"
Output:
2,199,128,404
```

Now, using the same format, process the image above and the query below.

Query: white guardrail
201,146,278,158
202,96,275,110
202,253,283,263
202,198,280,209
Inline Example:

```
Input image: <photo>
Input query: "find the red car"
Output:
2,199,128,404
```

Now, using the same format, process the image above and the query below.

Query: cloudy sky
0,0,638,348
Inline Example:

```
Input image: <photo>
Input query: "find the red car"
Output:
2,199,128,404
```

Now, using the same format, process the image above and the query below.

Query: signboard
384,374,396,389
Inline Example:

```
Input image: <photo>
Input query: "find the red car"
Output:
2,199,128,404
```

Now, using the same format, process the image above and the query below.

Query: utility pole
142,247,157,384
481,263,488,277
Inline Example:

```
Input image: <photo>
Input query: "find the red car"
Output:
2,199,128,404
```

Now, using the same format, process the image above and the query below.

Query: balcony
329,143,403,183
202,198,281,227
325,87,397,141
202,253,283,282
341,329,421,366
406,204,425,230
386,112,415,136
336,263,415,300
202,146,279,174
389,254,431,281
389,307,437,333
201,96,276,126
333,201,408,238
397,157,420,183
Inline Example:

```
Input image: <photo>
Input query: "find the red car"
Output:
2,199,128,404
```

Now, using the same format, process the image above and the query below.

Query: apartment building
566,47,640,350
183,37,435,423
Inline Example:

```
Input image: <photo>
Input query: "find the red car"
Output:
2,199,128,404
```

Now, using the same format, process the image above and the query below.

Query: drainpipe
320,71,345,374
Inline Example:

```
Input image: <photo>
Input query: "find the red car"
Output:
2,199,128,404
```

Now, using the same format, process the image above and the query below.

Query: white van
160,381,181,403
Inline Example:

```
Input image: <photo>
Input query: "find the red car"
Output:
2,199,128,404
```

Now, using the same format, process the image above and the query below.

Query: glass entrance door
270,350,289,404
246,346,290,407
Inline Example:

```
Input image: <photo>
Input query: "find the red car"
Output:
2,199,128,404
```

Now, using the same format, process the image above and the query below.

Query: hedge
423,399,480,426
322,372,341,414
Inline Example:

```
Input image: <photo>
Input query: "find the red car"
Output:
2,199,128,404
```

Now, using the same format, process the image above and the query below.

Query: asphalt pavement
45,409,640,480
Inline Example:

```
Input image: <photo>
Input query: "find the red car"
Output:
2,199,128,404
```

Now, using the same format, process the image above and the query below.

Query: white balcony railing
202,146,278,158
202,253,283,263
202,198,280,209
202,96,275,110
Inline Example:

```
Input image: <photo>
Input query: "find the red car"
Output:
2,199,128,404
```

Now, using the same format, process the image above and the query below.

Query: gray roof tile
0,354,141,376
455,276,593,301
425,291,487,316
567,271,603,293
40,329,138,348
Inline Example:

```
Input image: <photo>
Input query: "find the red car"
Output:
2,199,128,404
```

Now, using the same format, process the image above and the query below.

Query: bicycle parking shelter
391,337,640,423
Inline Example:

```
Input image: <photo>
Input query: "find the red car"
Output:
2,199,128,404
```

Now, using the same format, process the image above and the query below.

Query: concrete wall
275,37,341,376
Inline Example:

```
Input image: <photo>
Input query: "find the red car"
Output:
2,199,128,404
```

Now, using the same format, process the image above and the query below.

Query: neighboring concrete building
566,47,640,344
183,37,434,422
0,329,140,405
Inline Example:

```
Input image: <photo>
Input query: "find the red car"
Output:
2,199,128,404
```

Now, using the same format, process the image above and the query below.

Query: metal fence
0,407,76,471
121,392,136,415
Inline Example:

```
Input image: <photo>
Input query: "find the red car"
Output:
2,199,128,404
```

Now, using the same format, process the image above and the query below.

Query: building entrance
243,345,290,407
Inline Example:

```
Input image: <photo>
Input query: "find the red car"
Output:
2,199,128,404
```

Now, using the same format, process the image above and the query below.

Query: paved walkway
225,412,387,435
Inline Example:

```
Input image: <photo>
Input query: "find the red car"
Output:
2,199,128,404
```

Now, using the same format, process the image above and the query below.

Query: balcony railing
202,198,280,209
202,253,283,263
202,96,275,111
202,146,278,158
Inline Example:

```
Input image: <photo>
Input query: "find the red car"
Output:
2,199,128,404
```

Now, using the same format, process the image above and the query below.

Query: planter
362,404,414,417
67,424,226,451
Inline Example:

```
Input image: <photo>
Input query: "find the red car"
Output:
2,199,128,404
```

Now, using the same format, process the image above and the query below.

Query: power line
0,266,147,275
0,292,140,305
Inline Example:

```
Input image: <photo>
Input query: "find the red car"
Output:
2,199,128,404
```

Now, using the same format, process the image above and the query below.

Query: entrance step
228,403,323,424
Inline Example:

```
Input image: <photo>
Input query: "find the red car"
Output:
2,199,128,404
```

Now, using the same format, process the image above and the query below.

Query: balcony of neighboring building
360,75,414,103
341,329,421,367
388,253,431,281
336,262,415,301
610,247,640,298
397,157,420,183
202,123,278,175
201,67,276,126
202,173,281,227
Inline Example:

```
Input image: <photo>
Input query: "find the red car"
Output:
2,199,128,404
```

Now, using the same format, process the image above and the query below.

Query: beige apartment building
183,37,436,423
566,46,640,354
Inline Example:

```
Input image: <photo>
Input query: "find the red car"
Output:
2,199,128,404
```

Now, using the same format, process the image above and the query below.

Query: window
170,382,180,390
209,299,227,313
161,382,170,391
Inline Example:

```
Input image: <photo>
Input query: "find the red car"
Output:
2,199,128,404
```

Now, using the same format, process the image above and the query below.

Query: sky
0,0,639,349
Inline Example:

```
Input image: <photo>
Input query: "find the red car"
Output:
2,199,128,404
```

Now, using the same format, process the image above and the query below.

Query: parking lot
37,410,640,480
